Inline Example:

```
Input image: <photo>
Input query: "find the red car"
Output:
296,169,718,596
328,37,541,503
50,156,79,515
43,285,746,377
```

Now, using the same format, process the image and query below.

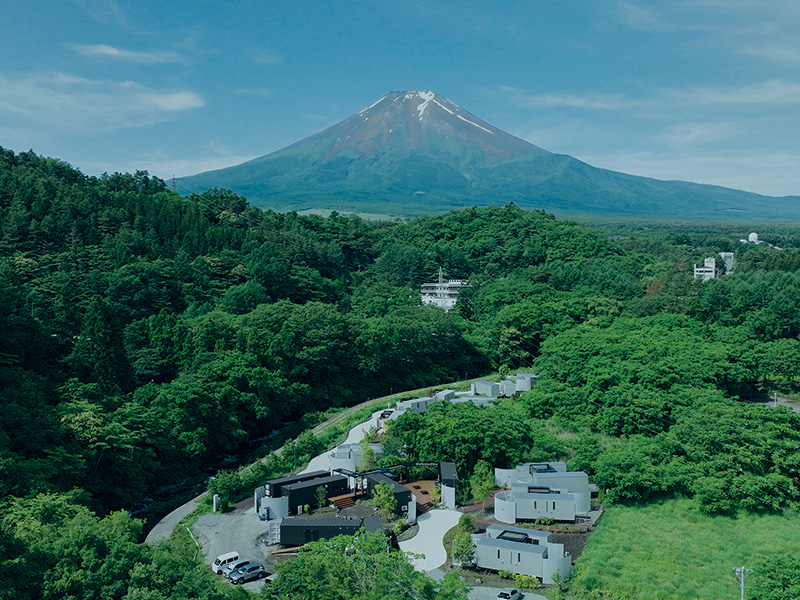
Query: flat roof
478,537,548,555
267,470,329,486
486,524,550,540
285,474,347,492
367,473,409,494
281,518,361,529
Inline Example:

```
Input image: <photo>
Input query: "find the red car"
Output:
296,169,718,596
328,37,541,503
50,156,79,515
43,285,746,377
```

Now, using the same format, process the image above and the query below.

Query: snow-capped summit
312,89,548,166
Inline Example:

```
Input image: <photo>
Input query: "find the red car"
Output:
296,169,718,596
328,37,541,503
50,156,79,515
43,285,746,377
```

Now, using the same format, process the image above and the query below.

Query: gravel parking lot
193,497,275,591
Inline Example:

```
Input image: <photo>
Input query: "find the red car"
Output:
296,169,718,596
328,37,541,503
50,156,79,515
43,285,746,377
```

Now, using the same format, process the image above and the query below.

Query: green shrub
514,573,540,590
498,569,514,579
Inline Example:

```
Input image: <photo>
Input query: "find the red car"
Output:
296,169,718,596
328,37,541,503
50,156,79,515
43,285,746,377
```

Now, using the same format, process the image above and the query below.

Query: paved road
399,509,462,571
144,496,202,544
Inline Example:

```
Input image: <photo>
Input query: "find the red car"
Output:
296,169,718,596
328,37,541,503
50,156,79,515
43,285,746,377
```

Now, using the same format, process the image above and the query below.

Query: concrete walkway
145,495,202,544
299,409,382,475
399,509,462,571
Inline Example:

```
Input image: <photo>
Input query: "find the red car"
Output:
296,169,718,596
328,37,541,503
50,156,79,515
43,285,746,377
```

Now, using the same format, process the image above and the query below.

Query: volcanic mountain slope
179,90,800,220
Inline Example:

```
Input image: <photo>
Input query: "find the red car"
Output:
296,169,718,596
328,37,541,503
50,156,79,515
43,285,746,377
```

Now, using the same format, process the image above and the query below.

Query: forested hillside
3,147,800,599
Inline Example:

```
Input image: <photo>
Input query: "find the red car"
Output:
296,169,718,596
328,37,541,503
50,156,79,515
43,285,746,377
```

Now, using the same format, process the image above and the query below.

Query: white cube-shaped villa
471,381,500,398
475,524,572,584
387,396,437,420
506,373,538,392
494,462,591,524
329,443,384,473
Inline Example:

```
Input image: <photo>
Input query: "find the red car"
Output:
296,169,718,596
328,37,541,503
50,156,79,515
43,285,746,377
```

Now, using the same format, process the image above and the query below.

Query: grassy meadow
569,499,798,599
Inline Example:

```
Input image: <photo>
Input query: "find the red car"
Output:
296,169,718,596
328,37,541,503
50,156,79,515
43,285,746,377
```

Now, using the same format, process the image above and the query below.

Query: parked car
212,551,239,575
221,558,251,577
227,562,267,585
497,588,521,600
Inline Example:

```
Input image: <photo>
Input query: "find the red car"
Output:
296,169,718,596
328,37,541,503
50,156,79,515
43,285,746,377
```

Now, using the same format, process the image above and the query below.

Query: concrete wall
476,541,545,579
542,542,572,583
512,490,579,522
257,495,289,521
435,389,455,401
494,491,516,524
471,381,500,398
495,467,517,488
441,483,456,509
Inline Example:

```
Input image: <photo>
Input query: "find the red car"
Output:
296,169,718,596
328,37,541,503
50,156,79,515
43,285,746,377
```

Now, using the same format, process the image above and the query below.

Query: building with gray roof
475,524,571,584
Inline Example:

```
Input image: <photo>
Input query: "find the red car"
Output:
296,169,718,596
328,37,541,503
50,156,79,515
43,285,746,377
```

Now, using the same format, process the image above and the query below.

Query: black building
265,470,330,498
366,473,412,507
440,462,458,489
284,474,349,513
279,517,383,546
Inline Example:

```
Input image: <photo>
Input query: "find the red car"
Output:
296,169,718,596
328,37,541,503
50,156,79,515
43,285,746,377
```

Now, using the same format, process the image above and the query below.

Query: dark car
227,562,267,585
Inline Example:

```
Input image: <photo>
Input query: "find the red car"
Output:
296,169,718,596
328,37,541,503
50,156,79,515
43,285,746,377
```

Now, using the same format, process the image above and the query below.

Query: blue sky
3,0,800,196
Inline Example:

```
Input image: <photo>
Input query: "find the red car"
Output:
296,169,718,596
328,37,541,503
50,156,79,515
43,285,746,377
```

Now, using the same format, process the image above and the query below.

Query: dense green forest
2,146,800,599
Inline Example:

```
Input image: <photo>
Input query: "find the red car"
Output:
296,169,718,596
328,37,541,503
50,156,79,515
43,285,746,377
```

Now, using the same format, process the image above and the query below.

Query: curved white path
300,410,382,475
399,509,462,571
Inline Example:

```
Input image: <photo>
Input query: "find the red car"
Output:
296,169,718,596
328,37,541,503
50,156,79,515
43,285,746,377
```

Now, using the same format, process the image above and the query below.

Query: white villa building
475,524,572,584
494,462,591,524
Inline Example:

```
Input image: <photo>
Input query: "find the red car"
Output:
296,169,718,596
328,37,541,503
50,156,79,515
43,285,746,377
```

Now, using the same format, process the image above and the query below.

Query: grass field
568,499,797,599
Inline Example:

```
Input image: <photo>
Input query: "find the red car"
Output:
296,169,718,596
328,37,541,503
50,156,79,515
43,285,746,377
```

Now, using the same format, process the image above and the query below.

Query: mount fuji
178,90,800,220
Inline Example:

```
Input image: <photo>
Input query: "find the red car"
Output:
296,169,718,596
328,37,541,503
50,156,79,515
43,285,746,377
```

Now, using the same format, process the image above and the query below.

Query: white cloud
666,80,800,106
73,43,183,63
498,85,637,111
252,52,283,65
655,122,737,148
615,1,680,32
70,0,127,27
740,44,800,65
0,71,204,132
501,79,800,116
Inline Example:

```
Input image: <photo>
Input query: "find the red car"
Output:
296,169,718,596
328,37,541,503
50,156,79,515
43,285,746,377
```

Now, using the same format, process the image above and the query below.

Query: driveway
399,509,462,571
299,410,381,475
144,495,202,544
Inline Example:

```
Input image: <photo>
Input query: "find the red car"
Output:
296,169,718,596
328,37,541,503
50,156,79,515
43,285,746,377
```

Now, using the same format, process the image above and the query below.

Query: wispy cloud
73,43,183,64
740,44,800,65
252,51,283,65
665,80,800,106
498,86,636,110
655,121,738,148
615,1,684,32
70,0,127,27
501,79,800,114
0,72,204,132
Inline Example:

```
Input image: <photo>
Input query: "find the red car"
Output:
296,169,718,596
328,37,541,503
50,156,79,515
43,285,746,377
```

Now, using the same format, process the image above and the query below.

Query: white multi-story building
693,252,734,281
420,268,469,311
494,462,591,524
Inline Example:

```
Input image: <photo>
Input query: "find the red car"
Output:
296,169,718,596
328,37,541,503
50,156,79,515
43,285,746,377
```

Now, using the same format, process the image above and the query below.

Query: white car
497,588,521,600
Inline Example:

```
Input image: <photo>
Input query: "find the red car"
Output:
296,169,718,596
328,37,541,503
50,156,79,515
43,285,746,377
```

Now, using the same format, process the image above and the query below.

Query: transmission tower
733,566,753,600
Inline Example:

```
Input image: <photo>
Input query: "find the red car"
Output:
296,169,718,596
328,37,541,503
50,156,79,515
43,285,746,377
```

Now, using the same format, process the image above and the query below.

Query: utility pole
733,566,753,600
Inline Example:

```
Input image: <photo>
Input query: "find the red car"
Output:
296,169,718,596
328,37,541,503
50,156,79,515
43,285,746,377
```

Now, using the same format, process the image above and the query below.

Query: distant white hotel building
420,268,469,311
694,252,734,281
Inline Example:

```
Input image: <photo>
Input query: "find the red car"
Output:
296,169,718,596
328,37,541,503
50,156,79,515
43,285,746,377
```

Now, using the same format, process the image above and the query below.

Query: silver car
221,558,251,577
227,562,267,585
